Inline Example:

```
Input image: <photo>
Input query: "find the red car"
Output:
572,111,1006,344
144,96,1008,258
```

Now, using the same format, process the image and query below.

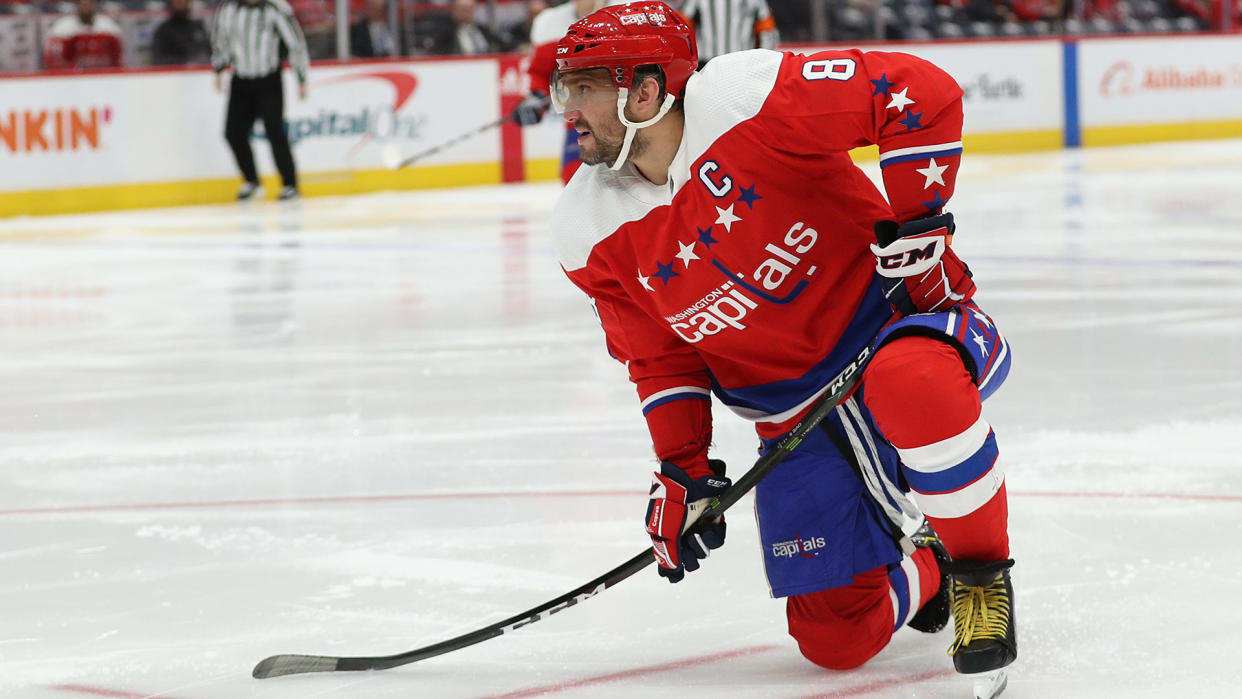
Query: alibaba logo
1099,61,1133,97
314,70,420,111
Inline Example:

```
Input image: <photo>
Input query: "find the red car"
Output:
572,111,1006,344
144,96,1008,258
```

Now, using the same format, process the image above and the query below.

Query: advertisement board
4,35,1242,216
1079,35,1242,125
0,58,501,197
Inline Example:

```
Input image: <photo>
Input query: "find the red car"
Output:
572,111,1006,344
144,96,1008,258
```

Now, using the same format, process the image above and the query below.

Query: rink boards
2,34,1241,216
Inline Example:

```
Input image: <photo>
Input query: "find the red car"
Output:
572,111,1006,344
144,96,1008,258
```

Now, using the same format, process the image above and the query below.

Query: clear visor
550,68,621,114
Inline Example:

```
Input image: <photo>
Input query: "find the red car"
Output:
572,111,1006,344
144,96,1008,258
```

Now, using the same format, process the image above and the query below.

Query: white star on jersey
971,308,994,328
714,204,742,232
637,268,653,292
916,158,948,188
675,240,700,268
971,329,988,355
886,87,915,112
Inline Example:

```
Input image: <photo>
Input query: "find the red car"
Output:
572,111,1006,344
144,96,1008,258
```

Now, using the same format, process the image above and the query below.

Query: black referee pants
225,72,297,188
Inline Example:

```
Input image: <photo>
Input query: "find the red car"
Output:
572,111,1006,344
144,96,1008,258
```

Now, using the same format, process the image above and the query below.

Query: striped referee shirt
211,0,309,83
680,0,780,62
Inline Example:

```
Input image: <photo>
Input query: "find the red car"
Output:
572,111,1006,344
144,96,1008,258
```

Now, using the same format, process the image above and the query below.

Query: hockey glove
645,459,731,583
871,212,976,315
512,92,550,126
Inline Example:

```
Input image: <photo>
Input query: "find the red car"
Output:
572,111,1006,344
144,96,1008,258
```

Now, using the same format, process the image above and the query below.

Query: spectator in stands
151,0,211,65
350,0,399,57
429,0,508,55
937,0,1009,23
43,0,123,70
679,0,779,68
767,0,812,43
1008,0,1065,22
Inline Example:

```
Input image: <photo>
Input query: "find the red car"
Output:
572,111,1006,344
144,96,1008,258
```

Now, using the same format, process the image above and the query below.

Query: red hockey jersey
550,48,965,476
43,14,123,70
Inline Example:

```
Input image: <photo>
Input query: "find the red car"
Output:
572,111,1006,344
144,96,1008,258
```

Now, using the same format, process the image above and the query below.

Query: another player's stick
252,346,873,680
380,112,512,171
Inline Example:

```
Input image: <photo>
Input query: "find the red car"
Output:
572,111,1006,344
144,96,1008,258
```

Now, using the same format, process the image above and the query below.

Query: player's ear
631,75,663,115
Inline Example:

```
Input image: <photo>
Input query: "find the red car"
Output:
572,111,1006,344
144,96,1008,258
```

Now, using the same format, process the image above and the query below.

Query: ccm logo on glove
870,212,975,315
873,227,949,276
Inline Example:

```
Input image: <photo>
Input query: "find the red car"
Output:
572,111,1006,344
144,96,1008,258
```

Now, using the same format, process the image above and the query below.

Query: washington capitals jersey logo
636,160,823,344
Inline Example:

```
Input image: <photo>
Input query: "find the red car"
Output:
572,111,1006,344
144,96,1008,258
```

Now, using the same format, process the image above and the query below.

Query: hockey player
545,1,1016,689
513,0,623,183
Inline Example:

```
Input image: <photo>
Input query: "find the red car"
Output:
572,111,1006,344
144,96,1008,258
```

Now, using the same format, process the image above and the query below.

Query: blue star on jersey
922,189,948,211
737,183,763,209
653,260,679,285
871,73,894,96
899,110,924,131
697,226,719,248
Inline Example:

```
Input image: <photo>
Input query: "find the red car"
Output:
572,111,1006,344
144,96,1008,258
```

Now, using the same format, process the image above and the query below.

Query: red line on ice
481,644,781,698
796,668,957,698
0,490,647,516
1,489,1239,517
48,684,188,699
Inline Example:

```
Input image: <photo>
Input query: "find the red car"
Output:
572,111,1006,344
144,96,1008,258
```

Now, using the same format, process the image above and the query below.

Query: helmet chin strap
609,88,677,171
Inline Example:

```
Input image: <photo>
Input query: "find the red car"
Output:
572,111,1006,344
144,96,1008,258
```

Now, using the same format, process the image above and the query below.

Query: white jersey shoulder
49,14,122,37
529,0,629,46
552,163,671,273
529,2,578,46
552,50,785,273
668,49,784,191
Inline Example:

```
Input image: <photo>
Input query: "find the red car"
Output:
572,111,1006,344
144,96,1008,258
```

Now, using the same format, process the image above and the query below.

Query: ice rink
2,138,1240,698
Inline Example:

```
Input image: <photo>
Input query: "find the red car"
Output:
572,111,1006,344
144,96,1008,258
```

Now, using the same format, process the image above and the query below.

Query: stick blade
379,144,404,171
253,654,341,679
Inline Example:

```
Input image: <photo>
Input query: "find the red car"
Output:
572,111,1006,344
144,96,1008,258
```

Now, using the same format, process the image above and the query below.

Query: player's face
554,69,627,167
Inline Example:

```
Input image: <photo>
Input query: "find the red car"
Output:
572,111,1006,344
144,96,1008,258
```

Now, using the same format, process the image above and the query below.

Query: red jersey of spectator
44,0,123,70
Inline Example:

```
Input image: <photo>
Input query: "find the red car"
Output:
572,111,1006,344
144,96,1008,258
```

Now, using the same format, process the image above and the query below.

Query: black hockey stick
252,345,872,679
381,112,512,171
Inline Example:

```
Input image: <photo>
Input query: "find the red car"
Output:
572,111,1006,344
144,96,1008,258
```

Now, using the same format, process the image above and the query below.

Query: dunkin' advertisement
0,58,502,193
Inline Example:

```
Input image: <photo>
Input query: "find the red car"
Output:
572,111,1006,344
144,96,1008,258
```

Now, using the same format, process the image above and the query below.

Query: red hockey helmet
554,1,697,100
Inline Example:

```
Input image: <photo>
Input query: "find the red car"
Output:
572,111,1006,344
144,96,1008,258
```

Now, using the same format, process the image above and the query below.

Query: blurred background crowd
0,0,1237,73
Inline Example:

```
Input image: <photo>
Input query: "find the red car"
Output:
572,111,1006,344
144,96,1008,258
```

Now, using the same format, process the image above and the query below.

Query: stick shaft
395,115,509,170
253,346,871,679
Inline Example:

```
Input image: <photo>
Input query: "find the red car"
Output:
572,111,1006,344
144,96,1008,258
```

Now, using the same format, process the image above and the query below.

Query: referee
678,0,779,68
211,0,310,201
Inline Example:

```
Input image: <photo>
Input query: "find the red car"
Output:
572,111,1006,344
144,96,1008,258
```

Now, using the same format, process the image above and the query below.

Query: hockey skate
237,181,265,201
906,520,951,634
946,558,1016,699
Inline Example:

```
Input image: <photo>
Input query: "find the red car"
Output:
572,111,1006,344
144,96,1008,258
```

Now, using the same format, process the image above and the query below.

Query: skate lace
947,575,1010,656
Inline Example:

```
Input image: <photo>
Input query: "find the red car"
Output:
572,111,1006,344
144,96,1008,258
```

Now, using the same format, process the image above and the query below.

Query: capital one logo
1099,61,1134,97
275,70,426,147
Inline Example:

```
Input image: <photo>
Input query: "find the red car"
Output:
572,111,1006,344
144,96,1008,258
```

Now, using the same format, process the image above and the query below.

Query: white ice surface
1,139,1241,698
